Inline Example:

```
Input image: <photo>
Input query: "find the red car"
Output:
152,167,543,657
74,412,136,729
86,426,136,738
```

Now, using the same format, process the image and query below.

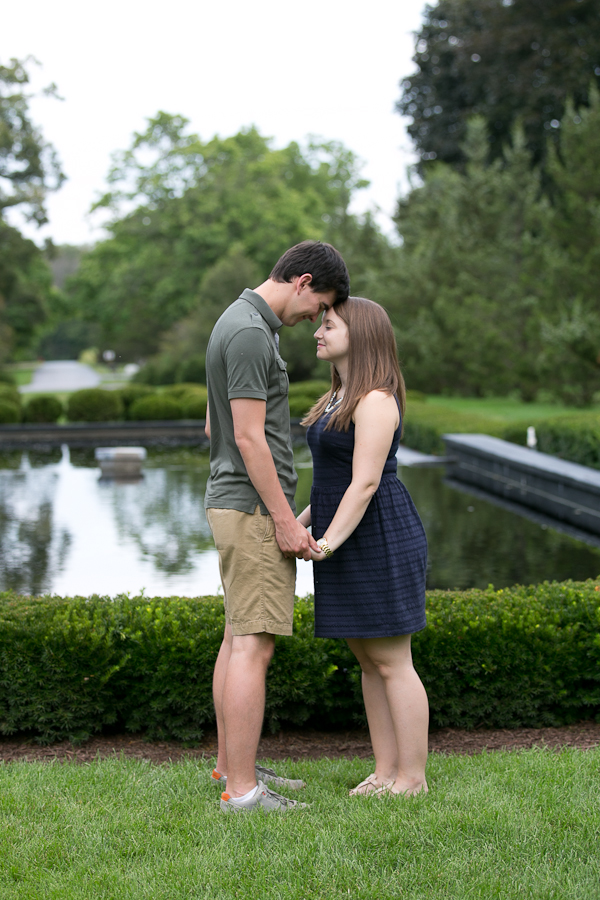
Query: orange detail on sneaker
213,769,223,780
221,792,231,801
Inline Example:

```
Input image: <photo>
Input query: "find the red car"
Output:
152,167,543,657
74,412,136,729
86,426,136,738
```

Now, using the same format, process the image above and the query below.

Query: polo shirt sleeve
224,327,272,401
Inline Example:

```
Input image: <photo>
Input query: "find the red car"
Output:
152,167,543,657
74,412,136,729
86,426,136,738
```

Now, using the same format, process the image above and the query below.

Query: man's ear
295,273,313,293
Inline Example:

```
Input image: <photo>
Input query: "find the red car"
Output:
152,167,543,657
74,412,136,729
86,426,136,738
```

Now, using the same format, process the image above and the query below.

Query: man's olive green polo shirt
204,288,297,515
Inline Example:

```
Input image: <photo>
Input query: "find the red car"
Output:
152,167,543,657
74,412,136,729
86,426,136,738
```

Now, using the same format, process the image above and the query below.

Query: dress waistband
312,471,398,490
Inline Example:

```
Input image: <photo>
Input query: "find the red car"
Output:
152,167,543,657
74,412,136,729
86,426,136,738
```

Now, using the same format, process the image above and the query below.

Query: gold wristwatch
316,538,333,558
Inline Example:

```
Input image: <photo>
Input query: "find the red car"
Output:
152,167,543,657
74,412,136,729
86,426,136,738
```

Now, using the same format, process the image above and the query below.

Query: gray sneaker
220,781,309,814
211,765,306,791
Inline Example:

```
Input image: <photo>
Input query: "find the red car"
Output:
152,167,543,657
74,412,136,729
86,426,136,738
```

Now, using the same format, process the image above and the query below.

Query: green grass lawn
1,749,599,899
4,363,38,388
423,395,600,423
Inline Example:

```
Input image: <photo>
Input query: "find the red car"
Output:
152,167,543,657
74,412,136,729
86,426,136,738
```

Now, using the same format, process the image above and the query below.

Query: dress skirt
307,407,427,639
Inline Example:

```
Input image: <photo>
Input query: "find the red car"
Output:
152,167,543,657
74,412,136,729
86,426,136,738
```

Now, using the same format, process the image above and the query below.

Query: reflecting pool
0,446,598,596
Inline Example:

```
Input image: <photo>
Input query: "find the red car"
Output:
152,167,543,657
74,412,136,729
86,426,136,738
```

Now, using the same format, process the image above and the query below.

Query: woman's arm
205,401,211,440
310,391,399,560
297,505,311,528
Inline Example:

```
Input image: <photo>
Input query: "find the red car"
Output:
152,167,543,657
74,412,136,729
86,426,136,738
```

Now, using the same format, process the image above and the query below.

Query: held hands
309,547,327,562
276,518,321,561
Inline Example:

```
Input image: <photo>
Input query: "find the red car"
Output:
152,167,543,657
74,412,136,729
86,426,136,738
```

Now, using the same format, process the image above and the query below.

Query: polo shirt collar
240,288,282,332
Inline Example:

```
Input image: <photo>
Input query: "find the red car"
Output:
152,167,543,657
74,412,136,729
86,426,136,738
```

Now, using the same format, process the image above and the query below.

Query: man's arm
230,397,319,560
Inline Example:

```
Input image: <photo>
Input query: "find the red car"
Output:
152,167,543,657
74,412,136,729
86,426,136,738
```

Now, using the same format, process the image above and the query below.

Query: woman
297,296,429,797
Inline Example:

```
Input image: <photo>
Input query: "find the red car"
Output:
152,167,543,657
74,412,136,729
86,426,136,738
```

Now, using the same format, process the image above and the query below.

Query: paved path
20,361,101,394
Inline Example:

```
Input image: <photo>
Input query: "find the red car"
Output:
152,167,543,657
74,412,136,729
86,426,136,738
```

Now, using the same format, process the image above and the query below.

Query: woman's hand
309,547,327,562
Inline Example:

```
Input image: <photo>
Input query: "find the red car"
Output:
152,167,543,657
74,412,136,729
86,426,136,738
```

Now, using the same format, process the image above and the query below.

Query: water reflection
399,466,600,589
0,455,71,594
0,447,599,597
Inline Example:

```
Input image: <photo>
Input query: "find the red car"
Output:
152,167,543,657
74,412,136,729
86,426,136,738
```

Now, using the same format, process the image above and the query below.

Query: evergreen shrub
178,355,206,384
504,416,600,470
129,395,183,421
67,389,124,422
115,384,155,419
162,384,206,401
288,380,333,418
181,393,208,419
0,580,598,744
402,404,505,454
289,395,316,417
0,384,21,407
0,399,20,424
23,395,64,423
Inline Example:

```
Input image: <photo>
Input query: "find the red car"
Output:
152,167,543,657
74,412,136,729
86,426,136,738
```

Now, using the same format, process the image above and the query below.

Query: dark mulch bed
1,722,599,765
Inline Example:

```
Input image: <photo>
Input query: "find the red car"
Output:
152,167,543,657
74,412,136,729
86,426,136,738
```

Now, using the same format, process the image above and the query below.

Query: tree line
2,0,600,404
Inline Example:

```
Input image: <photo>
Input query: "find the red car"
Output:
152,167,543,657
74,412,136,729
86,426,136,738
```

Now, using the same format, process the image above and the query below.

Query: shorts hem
231,618,293,637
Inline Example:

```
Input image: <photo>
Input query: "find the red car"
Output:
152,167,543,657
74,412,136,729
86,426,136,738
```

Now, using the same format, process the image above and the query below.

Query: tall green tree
398,0,600,170
535,91,600,405
393,118,547,399
0,57,65,361
68,114,371,363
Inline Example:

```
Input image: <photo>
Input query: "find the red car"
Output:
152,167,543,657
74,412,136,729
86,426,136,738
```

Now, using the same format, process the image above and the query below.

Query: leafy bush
0,370,16,385
132,357,179,386
288,380,331,418
162,384,207,401
402,403,505,454
504,415,600,470
23,395,64,423
179,354,206,384
289,395,316,417
181,393,208,419
67,389,124,423
0,384,21,407
129,395,183,421
0,580,598,743
114,384,155,419
288,380,331,399
0,399,20,424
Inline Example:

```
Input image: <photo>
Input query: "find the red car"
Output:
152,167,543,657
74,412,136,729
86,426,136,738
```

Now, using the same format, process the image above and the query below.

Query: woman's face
314,308,349,366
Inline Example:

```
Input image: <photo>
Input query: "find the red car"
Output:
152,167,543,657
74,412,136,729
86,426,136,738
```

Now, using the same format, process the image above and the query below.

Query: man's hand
276,519,320,561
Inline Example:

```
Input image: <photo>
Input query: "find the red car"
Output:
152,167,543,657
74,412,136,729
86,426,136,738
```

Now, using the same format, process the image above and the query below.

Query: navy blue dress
307,405,427,638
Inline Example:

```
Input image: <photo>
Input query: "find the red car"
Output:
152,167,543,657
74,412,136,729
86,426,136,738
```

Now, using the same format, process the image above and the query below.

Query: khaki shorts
206,506,296,636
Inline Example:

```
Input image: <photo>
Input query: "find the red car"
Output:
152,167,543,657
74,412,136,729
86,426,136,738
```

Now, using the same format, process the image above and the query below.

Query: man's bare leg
212,623,233,775
221,631,275,797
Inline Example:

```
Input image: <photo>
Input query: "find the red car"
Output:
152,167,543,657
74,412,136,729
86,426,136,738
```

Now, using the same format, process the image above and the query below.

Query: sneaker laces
261,785,296,807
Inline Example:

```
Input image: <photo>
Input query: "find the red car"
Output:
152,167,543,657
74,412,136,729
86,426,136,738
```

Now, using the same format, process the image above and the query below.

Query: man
204,241,349,813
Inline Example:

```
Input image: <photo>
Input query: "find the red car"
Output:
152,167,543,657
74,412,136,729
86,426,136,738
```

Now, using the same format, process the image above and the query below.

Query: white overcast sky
4,0,426,247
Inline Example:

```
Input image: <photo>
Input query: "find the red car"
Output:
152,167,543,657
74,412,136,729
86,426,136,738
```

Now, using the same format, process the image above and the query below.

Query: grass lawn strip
420,396,600,424
1,749,599,899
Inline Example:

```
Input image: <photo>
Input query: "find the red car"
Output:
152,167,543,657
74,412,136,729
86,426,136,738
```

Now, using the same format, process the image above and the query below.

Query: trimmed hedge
129,394,183,421
23,394,64,423
0,399,20,424
402,403,505,454
67,388,124,422
115,384,155,419
0,580,598,744
504,415,600,470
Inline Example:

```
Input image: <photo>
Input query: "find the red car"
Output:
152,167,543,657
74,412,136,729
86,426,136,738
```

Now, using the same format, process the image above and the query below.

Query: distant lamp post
102,349,116,370
526,426,537,450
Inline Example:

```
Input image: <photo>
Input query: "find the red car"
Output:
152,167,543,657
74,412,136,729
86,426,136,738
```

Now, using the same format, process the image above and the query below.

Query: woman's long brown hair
301,296,406,432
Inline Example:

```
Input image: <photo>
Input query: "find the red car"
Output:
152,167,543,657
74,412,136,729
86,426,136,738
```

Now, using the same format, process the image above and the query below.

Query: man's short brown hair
269,240,350,302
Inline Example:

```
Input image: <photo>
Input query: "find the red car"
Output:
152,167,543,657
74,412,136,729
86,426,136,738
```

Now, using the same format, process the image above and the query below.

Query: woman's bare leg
347,638,398,785
347,634,429,795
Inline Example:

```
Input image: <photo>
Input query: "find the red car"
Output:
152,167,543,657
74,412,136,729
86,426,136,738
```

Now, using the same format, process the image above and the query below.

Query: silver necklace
325,391,343,413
